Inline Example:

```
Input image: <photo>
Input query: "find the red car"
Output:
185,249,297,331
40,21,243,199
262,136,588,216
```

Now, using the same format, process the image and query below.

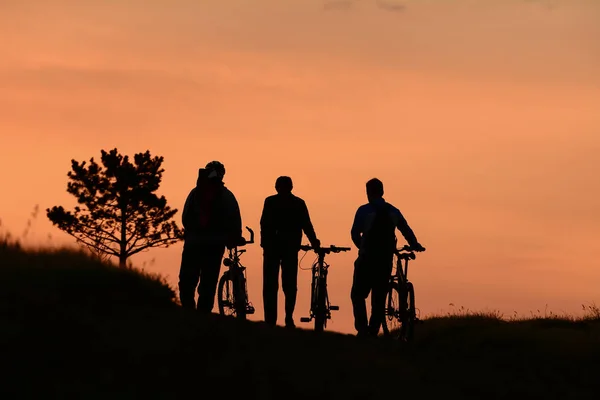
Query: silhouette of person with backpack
350,178,425,337
178,161,244,312
260,176,321,328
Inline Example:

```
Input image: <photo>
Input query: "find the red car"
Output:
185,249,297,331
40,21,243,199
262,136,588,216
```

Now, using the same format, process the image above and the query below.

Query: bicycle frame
300,245,350,331
382,244,422,339
309,254,333,322
225,250,253,308
392,249,414,286
218,227,255,317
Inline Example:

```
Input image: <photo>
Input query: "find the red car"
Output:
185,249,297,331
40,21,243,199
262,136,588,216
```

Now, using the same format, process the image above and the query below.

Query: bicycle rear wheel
233,272,248,320
381,282,402,337
217,273,236,317
314,277,326,332
399,282,416,341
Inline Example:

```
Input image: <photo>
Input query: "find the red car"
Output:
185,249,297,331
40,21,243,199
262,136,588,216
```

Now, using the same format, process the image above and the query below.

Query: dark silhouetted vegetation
1,235,599,399
46,148,182,267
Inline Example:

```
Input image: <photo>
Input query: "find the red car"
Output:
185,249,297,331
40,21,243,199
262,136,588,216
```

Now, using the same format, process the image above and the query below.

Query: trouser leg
281,250,299,324
196,244,226,313
368,255,394,335
351,256,372,335
178,244,201,309
262,250,281,325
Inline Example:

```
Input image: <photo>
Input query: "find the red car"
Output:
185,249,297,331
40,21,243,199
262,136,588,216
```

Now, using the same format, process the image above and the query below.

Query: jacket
351,198,419,256
182,181,242,247
260,193,318,252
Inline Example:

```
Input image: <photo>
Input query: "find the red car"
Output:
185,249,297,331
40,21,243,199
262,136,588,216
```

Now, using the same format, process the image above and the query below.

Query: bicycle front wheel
399,282,416,341
217,273,236,317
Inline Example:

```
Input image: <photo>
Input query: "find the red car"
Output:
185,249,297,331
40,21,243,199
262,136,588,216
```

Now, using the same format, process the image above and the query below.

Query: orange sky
1,0,599,333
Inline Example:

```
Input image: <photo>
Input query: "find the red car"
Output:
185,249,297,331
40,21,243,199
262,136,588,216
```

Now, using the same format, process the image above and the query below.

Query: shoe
285,317,296,329
356,330,369,338
180,300,196,310
368,329,380,338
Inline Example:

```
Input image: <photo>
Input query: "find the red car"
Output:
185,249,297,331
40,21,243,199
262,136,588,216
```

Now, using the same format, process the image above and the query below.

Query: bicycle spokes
381,246,423,340
218,261,254,318
220,278,236,317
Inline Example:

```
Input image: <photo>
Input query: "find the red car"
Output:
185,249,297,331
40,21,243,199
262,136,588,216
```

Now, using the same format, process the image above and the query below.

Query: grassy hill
1,237,599,399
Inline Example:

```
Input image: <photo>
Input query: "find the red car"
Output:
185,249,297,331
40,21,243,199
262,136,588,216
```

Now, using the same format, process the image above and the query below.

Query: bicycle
217,226,255,320
381,244,424,341
299,244,351,332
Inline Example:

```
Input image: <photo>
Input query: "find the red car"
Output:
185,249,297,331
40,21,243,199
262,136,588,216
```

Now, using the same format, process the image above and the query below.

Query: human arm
350,207,363,249
181,189,195,231
223,189,243,247
392,207,424,251
259,197,275,248
300,200,320,248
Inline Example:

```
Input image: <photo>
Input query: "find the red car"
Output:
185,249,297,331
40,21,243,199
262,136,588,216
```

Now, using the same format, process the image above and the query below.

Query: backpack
194,182,219,230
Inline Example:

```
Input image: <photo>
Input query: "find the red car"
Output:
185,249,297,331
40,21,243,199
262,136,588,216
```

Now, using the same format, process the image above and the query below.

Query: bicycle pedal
330,305,339,311
300,317,311,323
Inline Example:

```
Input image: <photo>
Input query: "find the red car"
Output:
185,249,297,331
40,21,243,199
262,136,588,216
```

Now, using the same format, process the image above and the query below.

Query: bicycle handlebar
300,244,351,254
244,226,254,244
394,244,425,260
396,244,426,252
229,226,254,249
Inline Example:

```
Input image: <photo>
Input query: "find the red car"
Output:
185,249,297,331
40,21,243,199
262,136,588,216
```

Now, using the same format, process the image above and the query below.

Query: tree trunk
120,197,127,268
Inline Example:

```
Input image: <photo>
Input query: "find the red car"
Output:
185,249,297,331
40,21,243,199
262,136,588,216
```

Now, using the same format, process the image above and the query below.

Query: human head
275,176,293,194
205,160,225,181
366,178,384,202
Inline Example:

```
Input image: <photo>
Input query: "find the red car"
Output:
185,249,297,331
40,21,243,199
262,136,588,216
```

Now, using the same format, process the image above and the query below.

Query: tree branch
127,236,180,257
65,230,120,257
79,234,120,256
77,219,122,244
125,235,141,253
